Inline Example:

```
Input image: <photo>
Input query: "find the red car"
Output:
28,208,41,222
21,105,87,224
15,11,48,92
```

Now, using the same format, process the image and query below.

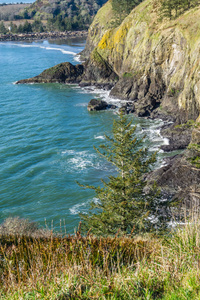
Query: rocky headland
16,0,200,205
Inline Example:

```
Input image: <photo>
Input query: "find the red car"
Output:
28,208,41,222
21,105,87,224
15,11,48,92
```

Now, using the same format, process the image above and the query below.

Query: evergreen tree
112,0,143,25
160,0,200,19
79,113,172,236
22,21,32,33
0,21,7,34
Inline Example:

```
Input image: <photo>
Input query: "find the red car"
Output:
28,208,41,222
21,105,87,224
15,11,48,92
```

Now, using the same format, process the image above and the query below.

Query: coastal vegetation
0,0,107,33
79,113,172,236
1,216,200,299
1,0,200,297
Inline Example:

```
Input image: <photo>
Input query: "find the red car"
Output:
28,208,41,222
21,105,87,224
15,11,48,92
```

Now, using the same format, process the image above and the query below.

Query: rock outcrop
83,0,200,123
149,126,200,206
80,48,119,89
16,62,84,84
87,99,117,111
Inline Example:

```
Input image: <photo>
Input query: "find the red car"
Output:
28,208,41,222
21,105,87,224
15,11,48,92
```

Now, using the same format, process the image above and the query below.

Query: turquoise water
0,38,168,232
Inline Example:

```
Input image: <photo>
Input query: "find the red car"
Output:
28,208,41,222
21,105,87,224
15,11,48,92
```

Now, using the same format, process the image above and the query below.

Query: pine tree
0,21,7,34
79,113,172,236
111,0,143,25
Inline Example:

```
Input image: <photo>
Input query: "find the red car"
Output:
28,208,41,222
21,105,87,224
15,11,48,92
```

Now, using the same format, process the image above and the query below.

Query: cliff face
83,0,200,122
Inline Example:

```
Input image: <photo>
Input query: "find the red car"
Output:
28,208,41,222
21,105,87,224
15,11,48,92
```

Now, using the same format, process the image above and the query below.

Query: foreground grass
0,220,200,299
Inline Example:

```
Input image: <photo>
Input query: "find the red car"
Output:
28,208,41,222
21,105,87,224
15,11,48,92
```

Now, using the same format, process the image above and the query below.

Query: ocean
0,38,169,232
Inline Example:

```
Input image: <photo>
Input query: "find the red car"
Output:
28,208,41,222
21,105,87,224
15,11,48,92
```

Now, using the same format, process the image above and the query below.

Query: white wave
94,135,105,140
80,86,123,107
40,46,76,55
69,157,94,170
2,42,77,56
93,197,100,204
74,103,88,107
73,54,82,63
69,196,100,215
163,137,169,145
69,202,86,215
61,150,97,171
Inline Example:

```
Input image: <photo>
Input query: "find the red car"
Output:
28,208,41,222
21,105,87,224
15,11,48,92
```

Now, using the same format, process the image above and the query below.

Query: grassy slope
1,219,200,299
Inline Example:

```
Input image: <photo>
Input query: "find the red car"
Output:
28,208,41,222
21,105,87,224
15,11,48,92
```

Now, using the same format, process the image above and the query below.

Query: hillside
24,0,108,30
0,0,108,32
0,4,31,21
83,0,200,123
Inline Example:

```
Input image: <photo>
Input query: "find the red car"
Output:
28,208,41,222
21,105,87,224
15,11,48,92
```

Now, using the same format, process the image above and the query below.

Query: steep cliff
83,0,200,122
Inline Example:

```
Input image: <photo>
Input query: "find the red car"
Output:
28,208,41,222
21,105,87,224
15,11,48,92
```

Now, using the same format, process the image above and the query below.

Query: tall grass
0,217,200,299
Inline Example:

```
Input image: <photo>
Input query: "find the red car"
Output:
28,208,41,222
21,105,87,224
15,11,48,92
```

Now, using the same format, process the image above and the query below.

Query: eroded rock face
149,154,200,207
149,127,200,206
160,124,193,152
84,0,200,123
16,62,84,84
80,49,119,89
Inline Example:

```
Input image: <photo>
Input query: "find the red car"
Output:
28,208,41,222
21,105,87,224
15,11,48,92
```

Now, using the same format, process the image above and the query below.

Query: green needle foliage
79,113,171,236
111,0,144,25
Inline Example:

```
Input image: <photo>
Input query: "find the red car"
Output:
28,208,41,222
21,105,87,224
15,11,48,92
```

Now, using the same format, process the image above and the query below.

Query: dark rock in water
109,104,118,109
148,154,200,208
110,76,163,117
16,62,84,84
119,103,135,114
87,99,117,111
87,99,108,111
148,127,200,207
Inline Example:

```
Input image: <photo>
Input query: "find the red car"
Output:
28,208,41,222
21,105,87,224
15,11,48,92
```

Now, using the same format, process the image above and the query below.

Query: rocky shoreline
16,50,200,207
0,31,88,42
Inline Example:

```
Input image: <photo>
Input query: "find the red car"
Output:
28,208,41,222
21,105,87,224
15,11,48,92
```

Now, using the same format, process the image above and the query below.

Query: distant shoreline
0,30,88,42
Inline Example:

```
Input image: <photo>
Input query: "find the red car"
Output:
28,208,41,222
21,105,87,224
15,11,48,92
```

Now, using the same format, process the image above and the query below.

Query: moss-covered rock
16,62,84,84
84,0,200,123
80,48,119,88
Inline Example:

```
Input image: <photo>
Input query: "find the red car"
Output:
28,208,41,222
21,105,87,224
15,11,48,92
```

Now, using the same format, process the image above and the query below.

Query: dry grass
0,4,31,21
0,216,200,299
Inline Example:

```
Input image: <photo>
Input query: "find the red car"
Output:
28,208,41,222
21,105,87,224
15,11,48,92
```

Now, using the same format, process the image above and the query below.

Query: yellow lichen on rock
84,0,200,121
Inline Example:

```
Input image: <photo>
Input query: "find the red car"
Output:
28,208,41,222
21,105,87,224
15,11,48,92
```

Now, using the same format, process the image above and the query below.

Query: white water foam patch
69,202,87,215
94,135,105,140
61,149,113,172
73,54,83,63
79,86,124,107
69,197,99,215
61,150,98,171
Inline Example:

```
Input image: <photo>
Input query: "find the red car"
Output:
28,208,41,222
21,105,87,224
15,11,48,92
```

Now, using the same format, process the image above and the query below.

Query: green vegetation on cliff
160,0,200,19
83,0,200,122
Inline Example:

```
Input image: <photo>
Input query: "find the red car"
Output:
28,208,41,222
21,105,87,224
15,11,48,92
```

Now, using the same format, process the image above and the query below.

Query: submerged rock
16,62,84,84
